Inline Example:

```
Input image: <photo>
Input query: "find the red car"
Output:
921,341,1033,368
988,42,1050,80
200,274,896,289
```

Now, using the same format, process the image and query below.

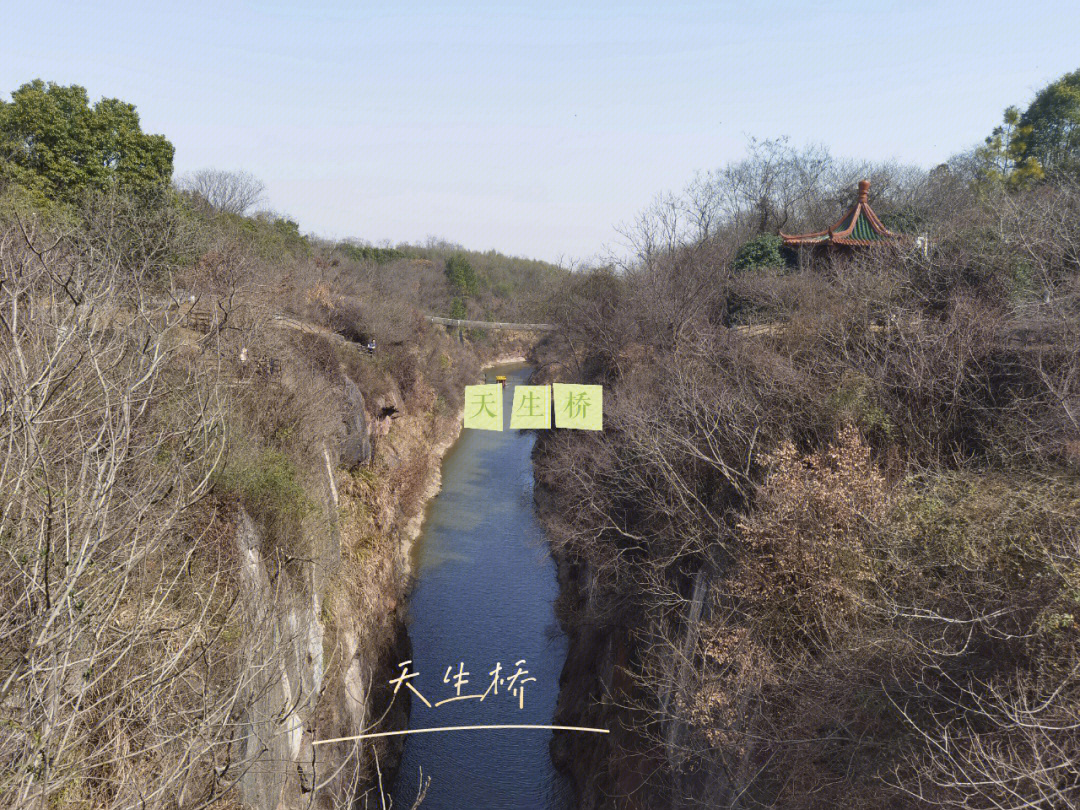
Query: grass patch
215,447,314,526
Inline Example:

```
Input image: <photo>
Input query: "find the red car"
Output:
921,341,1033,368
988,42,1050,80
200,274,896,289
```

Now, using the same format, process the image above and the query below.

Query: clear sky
5,1,1079,262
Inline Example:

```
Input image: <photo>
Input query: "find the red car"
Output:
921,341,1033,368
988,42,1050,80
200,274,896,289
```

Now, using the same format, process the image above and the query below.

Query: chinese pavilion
780,180,898,262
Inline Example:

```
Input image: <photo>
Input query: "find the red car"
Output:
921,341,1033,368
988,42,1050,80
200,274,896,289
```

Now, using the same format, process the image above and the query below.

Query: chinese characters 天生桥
390,659,538,710
462,383,602,431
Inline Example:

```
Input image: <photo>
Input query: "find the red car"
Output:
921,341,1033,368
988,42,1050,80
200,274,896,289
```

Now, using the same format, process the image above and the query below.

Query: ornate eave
780,180,898,247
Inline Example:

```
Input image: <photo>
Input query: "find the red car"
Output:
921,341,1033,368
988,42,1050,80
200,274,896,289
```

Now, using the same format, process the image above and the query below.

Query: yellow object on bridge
494,375,507,386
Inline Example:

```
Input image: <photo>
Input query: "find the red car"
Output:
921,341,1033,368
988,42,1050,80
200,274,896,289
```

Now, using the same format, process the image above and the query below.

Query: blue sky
5,1,1079,262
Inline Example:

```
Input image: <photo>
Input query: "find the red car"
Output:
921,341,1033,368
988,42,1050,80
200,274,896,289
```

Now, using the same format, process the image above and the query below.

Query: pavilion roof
780,180,898,247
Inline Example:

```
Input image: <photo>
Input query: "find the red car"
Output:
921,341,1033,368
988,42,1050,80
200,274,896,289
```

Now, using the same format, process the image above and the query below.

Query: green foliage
723,293,763,326
338,242,409,264
732,233,789,272
889,472,1079,583
1038,611,1075,634
977,105,1045,189
272,215,302,242
1019,68,1080,178
978,69,1080,188
215,448,313,526
449,297,467,320
0,80,173,202
826,377,894,440
1008,259,1037,301
0,178,69,223
380,241,565,323
444,252,478,296
181,201,311,261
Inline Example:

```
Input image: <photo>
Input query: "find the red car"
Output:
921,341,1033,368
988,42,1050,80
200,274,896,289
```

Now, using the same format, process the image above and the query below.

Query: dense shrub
732,232,790,272
216,447,313,535
734,426,886,645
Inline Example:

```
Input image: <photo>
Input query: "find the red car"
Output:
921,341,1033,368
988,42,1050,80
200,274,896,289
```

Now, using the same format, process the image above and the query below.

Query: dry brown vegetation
0,184,487,808
535,155,1080,808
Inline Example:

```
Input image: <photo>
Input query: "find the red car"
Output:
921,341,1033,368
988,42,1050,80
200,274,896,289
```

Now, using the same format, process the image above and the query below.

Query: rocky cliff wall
230,339,470,809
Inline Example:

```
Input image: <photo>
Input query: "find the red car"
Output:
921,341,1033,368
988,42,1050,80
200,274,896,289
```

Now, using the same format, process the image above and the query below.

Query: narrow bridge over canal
425,316,557,332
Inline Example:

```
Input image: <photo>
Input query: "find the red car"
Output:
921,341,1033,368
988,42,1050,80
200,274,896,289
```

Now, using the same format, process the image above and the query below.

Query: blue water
390,364,573,810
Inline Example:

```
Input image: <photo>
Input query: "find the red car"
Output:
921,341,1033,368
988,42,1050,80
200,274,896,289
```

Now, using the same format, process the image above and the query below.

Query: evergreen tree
732,233,789,272
1019,68,1080,178
0,80,173,202
977,106,1044,189
444,253,478,296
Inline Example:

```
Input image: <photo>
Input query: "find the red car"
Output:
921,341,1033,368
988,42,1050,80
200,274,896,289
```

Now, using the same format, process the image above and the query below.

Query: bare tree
179,168,265,215
0,208,315,809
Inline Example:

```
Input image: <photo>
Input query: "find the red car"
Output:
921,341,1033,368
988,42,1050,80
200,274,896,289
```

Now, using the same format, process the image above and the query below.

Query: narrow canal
390,363,574,809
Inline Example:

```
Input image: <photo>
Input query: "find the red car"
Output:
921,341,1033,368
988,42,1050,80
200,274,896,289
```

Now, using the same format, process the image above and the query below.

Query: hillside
531,142,1080,809
0,79,553,810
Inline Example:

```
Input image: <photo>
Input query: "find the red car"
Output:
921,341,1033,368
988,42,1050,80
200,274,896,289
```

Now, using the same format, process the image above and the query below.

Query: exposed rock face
538,474,643,810
232,375,464,810
340,378,372,468
373,390,404,438
234,508,325,810
231,481,406,810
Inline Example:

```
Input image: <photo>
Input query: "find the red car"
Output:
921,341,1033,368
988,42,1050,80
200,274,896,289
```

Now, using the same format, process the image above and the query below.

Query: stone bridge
425,316,557,332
